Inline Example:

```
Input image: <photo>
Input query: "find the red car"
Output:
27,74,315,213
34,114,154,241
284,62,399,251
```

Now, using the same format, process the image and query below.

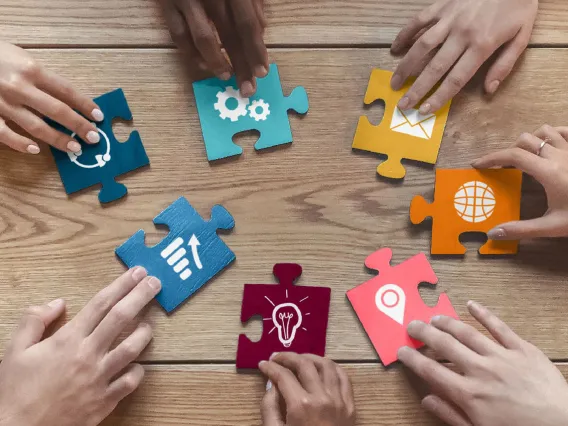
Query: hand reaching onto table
0,41,103,155
158,0,268,97
399,301,568,426
472,125,568,240
390,0,538,114
0,267,161,426
259,353,356,426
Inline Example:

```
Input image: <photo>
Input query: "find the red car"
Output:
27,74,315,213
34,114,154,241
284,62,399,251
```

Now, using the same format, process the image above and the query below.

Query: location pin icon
375,284,406,325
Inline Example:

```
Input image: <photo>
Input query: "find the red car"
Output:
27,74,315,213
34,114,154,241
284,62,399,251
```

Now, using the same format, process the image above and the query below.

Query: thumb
487,213,568,240
8,298,66,353
261,381,284,426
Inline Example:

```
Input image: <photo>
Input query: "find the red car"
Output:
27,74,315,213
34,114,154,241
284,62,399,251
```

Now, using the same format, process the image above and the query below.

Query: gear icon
214,87,249,122
248,99,270,121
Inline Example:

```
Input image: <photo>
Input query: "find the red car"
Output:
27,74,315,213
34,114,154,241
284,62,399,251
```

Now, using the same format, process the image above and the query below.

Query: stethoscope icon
67,127,111,169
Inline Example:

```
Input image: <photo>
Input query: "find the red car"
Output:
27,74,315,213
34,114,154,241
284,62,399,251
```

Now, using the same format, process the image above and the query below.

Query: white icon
390,107,436,139
67,128,111,168
248,99,270,121
375,284,406,325
454,181,496,223
214,86,249,122
264,292,310,348
160,235,202,281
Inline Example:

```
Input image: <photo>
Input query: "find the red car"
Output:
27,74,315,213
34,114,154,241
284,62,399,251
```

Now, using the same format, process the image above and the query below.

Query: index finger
472,147,550,184
259,360,309,403
270,352,325,394
230,0,268,77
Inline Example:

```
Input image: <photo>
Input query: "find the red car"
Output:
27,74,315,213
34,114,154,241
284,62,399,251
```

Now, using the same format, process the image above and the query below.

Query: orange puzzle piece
410,169,523,255
352,69,452,179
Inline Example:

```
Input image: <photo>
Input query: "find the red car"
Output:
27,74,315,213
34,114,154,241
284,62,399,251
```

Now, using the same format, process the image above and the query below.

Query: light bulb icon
272,303,303,348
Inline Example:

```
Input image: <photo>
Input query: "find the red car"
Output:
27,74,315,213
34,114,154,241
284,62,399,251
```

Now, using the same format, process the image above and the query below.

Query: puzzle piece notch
347,248,457,366
115,197,235,313
49,88,149,203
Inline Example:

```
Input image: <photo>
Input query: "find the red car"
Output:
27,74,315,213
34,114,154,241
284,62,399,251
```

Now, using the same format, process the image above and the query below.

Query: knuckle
193,29,216,48
20,59,42,79
425,60,446,77
471,35,494,52
110,307,131,324
51,102,71,119
169,23,190,43
121,342,140,359
445,73,466,90
416,35,437,52
122,375,141,393
235,14,258,34
413,13,429,27
540,124,554,135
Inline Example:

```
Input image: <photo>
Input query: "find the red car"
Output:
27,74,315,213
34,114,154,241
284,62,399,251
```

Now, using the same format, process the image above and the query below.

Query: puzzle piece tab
49,89,149,203
352,69,452,179
115,197,235,313
193,64,309,161
236,264,331,369
410,169,522,255
347,248,458,366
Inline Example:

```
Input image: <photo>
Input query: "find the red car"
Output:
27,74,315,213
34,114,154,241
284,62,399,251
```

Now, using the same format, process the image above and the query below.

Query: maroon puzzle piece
236,264,332,369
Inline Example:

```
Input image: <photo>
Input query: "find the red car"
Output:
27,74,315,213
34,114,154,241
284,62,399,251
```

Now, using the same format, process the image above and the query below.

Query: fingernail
132,267,148,281
258,360,267,368
197,61,208,71
397,346,412,358
219,71,231,81
487,227,506,240
91,108,104,122
86,130,100,144
240,81,254,97
27,145,40,154
67,141,82,153
488,80,500,94
407,320,423,332
391,74,402,90
419,103,431,115
269,352,279,360
266,380,272,391
148,277,162,291
471,159,480,168
48,298,64,308
255,65,268,78
398,96,410,110
467,300,479,310
430,315,442,324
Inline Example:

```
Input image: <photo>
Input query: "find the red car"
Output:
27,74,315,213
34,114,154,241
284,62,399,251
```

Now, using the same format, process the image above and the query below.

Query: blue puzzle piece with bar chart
192,63,309,161
115,197,236,313
49,88,149,204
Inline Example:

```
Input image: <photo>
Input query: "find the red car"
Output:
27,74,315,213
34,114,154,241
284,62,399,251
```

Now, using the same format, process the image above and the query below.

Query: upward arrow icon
188,235,202,270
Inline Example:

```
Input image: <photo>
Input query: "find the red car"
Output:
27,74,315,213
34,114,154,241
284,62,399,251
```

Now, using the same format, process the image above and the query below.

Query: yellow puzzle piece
352,69,452,179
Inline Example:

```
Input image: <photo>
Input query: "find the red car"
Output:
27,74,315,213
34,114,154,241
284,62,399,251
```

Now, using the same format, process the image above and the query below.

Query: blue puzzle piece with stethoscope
49,88,149,204
115,197,236,313
192,63,309,161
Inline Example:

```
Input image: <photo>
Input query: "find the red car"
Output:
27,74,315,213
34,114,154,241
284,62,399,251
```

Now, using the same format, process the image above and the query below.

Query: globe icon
454,181,496,223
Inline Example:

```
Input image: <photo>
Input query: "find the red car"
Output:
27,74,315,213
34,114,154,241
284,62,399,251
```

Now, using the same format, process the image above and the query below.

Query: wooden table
2,1,568,424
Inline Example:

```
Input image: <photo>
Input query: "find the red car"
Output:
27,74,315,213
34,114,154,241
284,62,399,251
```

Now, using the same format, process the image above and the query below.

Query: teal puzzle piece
192,64,309,161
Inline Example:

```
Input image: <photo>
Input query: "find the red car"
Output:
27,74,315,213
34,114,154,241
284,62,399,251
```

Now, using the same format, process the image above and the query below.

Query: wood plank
103,363,568,425
1,48,568,361
1,0,568,46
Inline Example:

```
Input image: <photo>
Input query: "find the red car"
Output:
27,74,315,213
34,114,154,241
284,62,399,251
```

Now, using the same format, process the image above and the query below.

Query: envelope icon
390,107,436,139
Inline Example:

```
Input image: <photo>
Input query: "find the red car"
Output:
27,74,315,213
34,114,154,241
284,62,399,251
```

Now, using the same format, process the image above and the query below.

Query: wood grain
102,363,568,425
0,0,568,47
1,48,568,362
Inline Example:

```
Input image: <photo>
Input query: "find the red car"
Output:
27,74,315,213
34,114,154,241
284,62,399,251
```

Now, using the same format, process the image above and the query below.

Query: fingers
88,276,161,350
484,27,532,95
533,125,568,150
467,301,523,350
259,359,308,403
514,132,557,158
261,385,284,426
552,126,568,147
106,363,145,402
102,322,153,379
430,315,498,356
301,354,342,403
487,213,568,240
407,321,480,369
254,0,267,30
269,352,324,394
72,267,148,335
8,298,66,353
422,395,472,426
471,147,549,184
391,4,440,55
0,117,39,154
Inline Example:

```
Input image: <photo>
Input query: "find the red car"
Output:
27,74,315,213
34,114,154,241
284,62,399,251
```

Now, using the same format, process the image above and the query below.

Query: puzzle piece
410,169,522,255
193,63,309,161
49,88,149,203
115,197,235,313
347,248,458,366
352,69,452,179
236,264,331,369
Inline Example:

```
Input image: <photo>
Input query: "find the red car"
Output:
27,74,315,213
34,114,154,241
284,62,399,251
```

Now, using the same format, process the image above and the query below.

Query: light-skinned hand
0,267,161,426
0,41,104,155
259,353,355,426
158,0,268,97
398,301,568,426
390,0,538,114
472,124,568,240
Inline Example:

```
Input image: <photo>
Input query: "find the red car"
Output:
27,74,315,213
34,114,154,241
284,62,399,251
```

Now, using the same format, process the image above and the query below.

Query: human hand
398,301,568,426
0,267,161,426
390,0,538,114
259,353,355,426
158,0,268,97
0,41,103,155
472,125,568,240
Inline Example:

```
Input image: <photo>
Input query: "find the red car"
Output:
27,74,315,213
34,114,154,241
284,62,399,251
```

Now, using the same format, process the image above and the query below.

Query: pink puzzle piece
236,264,331,369
347,248,458,366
